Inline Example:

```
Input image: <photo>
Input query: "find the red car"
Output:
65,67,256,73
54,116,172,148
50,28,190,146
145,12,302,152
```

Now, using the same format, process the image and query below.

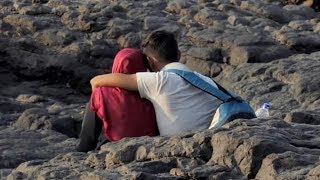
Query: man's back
137,62,222,135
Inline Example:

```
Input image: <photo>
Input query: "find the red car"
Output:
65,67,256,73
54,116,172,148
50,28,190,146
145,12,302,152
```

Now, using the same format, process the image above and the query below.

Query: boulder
14,107,79,137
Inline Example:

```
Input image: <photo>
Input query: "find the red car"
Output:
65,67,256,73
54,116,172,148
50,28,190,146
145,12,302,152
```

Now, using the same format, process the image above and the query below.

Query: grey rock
6,117,320,179
240,1,292,23
228,15,250,26
194,7,228,26
18,5,51,15
166,0,195,14
0,20,13,32
218,4,253,17
0,169,12,179
187,28,224,43
144,16,168,31
79,171,125,180
187,47,222,62
61,11,93,32
229,45,292,65
115,158,177,175
273,26,320,53
13,0,32,11
209,118,320,179
0,96,30,114
155,23,182,37
216,52,320,117
284,110,320,125
0,127,77,168
32,0,49,4
0,37,98,93
16,94,45,103
3,14,51,32
14,107,79,137
256,151,319,179
106,18,136,38
187,165,243,179
307,164,320,180
314,22,320,33
33,29,76,46
0,0,320,179
89,40,116,58
117,32,141,49
283,4,318,19
6,171,27,180
288,20,314,31
185,57,213,76
10,153,94,179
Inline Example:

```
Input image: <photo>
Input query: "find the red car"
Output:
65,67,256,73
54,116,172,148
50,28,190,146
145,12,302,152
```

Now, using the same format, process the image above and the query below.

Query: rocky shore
0,0,319,179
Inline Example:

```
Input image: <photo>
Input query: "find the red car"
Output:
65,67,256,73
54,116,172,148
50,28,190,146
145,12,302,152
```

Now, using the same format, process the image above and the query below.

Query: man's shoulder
162,62,191,71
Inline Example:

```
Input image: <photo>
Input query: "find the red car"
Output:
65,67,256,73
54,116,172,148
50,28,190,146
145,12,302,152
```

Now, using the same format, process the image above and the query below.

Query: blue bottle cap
263,103,270,109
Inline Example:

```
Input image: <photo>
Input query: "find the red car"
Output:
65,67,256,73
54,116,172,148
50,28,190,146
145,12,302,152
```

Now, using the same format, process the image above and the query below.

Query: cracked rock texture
0,0,319,179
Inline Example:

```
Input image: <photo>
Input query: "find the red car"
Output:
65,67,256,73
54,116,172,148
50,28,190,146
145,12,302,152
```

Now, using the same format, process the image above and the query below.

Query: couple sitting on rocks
77,30,222,152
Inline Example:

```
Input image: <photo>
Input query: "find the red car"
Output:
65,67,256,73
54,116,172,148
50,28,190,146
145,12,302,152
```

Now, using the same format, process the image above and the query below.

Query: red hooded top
90,48,159,141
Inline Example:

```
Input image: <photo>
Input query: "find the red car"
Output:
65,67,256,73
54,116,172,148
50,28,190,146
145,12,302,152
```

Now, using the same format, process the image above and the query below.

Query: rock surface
0,0,319,179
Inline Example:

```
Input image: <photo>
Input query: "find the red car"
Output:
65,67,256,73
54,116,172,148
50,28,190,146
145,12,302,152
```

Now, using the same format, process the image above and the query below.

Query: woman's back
90,48,158,141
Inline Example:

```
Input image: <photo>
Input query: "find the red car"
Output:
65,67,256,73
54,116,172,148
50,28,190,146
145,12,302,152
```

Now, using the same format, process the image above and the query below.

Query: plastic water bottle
255,103,270,118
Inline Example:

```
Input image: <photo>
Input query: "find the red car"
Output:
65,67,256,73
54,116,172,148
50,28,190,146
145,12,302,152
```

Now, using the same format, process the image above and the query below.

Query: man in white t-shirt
90,30,222,136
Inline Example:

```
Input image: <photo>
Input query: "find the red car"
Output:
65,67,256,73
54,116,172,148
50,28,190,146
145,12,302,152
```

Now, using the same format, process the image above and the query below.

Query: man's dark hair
141,30,179,63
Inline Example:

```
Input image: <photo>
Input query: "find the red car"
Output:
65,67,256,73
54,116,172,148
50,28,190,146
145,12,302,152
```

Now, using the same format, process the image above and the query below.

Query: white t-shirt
136,62,221,136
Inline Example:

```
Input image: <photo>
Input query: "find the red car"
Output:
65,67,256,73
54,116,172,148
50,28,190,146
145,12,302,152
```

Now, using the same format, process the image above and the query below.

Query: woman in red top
77,48,158,152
